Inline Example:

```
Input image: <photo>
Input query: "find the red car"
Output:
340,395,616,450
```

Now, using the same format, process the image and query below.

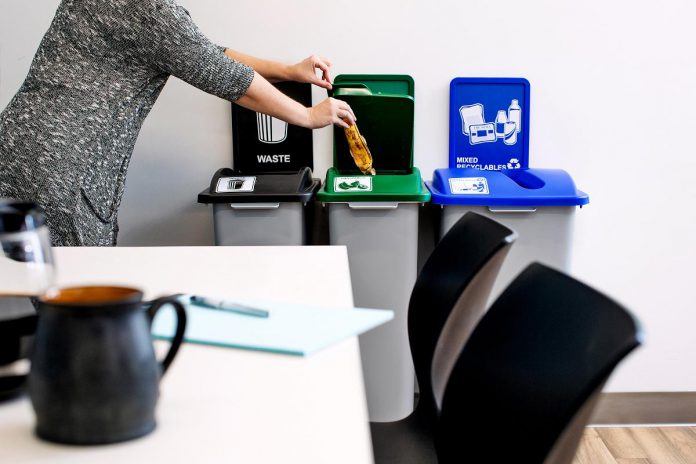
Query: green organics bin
317,75,430,422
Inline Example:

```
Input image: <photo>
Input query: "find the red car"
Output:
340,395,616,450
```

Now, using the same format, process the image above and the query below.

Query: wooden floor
573,427,696,464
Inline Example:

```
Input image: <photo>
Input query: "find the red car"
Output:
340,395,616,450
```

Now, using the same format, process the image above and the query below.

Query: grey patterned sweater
0,0,254,246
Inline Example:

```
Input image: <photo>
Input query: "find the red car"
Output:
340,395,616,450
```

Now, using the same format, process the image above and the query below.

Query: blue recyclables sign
449,78,531,171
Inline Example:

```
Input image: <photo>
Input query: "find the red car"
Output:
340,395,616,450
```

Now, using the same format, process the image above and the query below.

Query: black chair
371,212,517,464
436,263,642,464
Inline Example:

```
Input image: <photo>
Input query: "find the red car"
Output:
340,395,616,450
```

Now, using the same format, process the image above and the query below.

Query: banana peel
344,124,376,175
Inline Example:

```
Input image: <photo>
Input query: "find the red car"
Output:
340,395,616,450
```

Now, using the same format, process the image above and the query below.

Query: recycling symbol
507,158,521,169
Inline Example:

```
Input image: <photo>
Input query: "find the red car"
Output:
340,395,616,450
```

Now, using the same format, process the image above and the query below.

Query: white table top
0,246,374,463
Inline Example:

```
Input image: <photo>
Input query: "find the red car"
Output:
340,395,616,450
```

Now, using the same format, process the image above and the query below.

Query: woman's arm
123,0,351,128
223,49,290,82
237,72,355,129
223,50,332,90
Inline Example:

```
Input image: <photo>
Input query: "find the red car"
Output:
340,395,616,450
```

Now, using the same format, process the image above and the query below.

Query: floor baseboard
590,392,696,425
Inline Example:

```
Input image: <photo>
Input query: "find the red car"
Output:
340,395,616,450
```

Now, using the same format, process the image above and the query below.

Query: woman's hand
289,55,333,90
236,72,354,130
306,98,356,129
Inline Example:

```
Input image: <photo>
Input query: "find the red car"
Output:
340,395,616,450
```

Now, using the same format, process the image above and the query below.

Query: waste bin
427,168,588,300
427,77,588,300
317,75,431,422
198,167,320,246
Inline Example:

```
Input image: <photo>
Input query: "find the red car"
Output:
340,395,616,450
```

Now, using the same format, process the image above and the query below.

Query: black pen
188,295,270,318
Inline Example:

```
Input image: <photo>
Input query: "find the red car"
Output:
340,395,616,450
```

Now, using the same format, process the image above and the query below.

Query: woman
0,0,355,246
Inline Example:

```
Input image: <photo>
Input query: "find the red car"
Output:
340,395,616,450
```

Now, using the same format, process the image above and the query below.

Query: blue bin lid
426,168,589,206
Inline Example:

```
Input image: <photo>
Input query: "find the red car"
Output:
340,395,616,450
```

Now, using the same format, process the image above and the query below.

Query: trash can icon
256,113,288,144
229,179,245,190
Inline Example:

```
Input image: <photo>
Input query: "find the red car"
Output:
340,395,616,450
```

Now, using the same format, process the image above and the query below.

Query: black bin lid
198,167,321,204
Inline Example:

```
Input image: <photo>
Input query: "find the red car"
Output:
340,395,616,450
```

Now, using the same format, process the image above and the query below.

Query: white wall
2,0,695,392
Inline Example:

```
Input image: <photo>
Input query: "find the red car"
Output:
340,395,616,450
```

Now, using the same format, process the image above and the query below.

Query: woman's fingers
307,98,356,129
337,112,355,127
311,55,332,88
293,54,334,89
313,76,332,90
335,117,350,129
334,99,355,127
340,101,356,121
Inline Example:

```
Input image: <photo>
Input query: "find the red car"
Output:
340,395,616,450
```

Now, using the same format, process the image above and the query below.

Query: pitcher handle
147,296,187,376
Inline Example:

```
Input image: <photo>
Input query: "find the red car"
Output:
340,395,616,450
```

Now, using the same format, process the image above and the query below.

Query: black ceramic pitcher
28,286,187,445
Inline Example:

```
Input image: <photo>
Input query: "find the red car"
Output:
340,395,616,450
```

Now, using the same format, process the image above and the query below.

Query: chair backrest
408,212,516,424
436,263,642,464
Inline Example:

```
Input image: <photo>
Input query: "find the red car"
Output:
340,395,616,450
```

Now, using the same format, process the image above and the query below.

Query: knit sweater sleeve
125,0,255,101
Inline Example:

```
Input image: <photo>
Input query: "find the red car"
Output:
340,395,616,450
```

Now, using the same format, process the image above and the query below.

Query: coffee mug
29,286,187,445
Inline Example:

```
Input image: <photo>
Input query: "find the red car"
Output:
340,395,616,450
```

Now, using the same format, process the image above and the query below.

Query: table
0,246,374,463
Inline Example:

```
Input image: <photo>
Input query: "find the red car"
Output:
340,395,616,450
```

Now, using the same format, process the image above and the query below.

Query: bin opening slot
335,151,411,176
333,93,414,174
503,169,546,190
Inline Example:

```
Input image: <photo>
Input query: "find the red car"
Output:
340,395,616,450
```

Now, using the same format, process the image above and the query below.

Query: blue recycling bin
426,168,588,299
427,77,589,300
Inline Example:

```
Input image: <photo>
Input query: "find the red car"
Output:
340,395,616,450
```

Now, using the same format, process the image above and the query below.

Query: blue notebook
151,298,393,356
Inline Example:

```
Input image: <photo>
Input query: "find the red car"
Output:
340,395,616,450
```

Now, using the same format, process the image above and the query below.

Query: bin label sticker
335,177,373,192
449,177,489,195
216,176,256,193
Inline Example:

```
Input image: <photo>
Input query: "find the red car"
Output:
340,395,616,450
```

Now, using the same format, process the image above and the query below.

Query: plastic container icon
459,103,485,136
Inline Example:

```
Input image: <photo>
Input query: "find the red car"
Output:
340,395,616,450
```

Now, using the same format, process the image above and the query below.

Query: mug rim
40,285,144,308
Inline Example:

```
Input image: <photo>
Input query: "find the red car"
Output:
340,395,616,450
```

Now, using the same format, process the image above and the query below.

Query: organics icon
334,176,373,192
338,180,368,190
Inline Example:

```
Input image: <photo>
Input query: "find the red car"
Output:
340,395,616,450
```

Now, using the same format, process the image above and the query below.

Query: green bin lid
331,75,415,174
317,167,431,203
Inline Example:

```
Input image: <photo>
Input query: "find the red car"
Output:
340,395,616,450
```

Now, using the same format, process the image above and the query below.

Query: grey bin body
327,202,419,422
213,202,306,246
429,168,589,305
318,74,431,422
441,205,578,302
199,167,320,247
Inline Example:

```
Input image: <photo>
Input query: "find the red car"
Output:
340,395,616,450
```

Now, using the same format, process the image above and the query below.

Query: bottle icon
504,122,517,145
508,99,522,134
495,110,508,138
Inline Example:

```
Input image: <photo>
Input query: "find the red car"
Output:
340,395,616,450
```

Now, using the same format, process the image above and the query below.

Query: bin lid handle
228,203,280,210
487,206,537,213
347,202,399,210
